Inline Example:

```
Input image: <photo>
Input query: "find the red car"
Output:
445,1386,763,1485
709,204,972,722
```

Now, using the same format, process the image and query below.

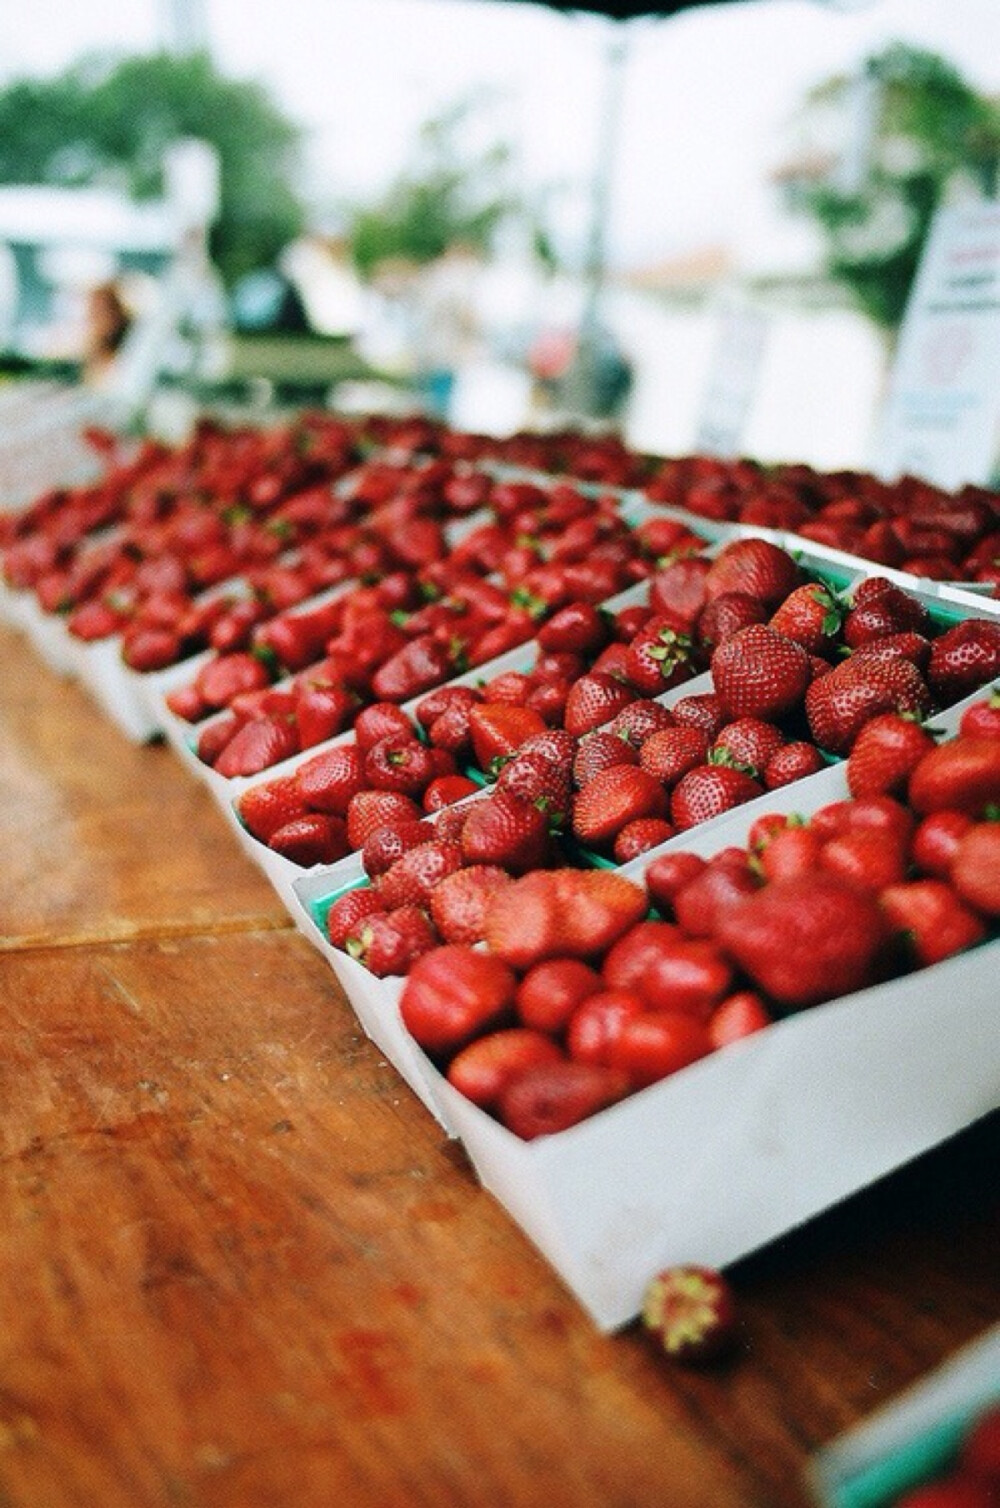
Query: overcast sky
0,0,996,267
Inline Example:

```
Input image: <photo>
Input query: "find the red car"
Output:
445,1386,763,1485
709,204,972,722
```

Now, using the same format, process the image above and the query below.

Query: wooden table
1,621,996,1508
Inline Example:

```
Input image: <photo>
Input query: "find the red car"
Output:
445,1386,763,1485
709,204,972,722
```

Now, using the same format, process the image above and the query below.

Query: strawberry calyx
707,746,759,778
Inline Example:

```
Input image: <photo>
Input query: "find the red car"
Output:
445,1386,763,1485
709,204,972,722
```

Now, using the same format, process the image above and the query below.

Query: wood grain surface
0,621,997,1508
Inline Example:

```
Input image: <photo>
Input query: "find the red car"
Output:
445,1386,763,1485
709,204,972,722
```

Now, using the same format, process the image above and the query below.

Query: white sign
874,201,1000,490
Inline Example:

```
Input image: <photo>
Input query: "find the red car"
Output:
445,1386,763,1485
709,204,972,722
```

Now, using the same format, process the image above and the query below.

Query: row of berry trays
2,484,998,1335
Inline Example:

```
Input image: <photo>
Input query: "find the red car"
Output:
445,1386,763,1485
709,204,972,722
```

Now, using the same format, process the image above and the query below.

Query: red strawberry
399,945,517,1054
515,958,602,1034
447,1028,565,1110
844,578,929,644
708,991,772,1050
608,699,676,748
648,555,712,634
641,1264,738,1364
326,886,387,950
197,712,242,769
769,582,843,655
672,852,761,936
459,790,552,875
375,838,465,909
670,692,728,741
371,633,455,702
846,712,937,798
670,766,764,831
361,818,436,878
236,773,308,842
805,655,932,755
613,817,676,863
469,703,548,771
879,879,986,966
572,766,669,849
480,670,534,706
495,751,572,824
298,744,364,815
643,851,707,915
347,906,440,978
567,988,646,1065
624,618,696,696
711,624,811,722
927,619,1000,705
601,919,683,992
639,726,711,786
763,741,825,789
429,864,514,944
345,790,425,850
422,773,480,812
631,936,733,1019
363,735,437,797
497,1060,630,1139
959,688,1000,739
268,813,351,867
703,538,800,607
908,737,1000,816
819,827,908,892
195,651,273,711
294,684,358,748
718,874,887,1008
757,823,824,883
950,822,1000,916
213,716,298,778
414,682,481,733
607,1010,712,1089
573,732,639,789
165,682,208,723
848,631,932,673
563,672,637,737
911,809,975,878
536,600,610,655
484,869,647,970
696,591,769,653
353,701,415,754
711,718,785,777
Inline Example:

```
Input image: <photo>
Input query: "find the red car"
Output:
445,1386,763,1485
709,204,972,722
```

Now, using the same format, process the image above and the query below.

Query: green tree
346,98,531,278
783,44,1000,330
0,51,305,286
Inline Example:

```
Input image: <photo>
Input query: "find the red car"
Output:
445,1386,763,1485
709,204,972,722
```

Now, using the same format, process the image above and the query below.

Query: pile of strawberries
382,701,999,1140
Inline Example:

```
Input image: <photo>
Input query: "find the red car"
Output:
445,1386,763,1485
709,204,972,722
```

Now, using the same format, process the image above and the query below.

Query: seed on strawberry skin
641,1265,738,1365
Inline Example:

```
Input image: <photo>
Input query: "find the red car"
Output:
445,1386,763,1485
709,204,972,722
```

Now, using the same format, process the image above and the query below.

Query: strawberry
805,655,932,755
197,713,242,769
121,626,182,672
363,735,437,797
631,935,733,1019
345,790,425,850
347,906,440,978
573,732,638,789
711,718,785,777
497,1060,631,1139
643,851,707,915
268,813,350,867
911,809,975,878
670,692,728,741
696,591,769,653
572,766,669,849
844,578,929,644
515,958,603,1034
446,1029,566,1110
469,703,548,772
536,600,610,655
353,701,415,754
484,869,647,970
950,822,1000,916
414,682,481,732
480,670,534,706
624,618,696,696
399,945,517,1055
567,988,646,1065
376,838,465,909
613,817,676,863
670,766,764,831
236,773,308,842
718,874,888,1008
648,556,712,634
607,1010,713,1088
422,773,479,812
848,631,932,673
607,699,676,748
708,991,772,1050
294,684,358,748
326,886,387,949
601,919,683,993
672,852,761,936
846,712,937,798
495,751,572,824
213,716,298,778
769,582,843,655
361,818,435,878
908,738,1000,817
298,744,364,815
763,741,825,789
194,651,273,712
927,620,1000,705
638,726,712,786
641,1265,738,1364
879,879,986,966
459,790,552,874
370,633,455,702
519,728,577,771
429,864,514,944
563,672,637,737
703,538,800,607
960,688,1000,739
819,827,908,892
711,625,811,722
757,823,824,883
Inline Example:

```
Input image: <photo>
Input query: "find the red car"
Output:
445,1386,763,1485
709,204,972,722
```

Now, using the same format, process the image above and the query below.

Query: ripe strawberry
268,813,351,867
497,1060,630,1139
375,838,464,909
607,1010,713,1088
563,672,637,737
670,692,728,741
345,790,425,850
479,670,534,706
672,852,761,936
769,582,843,655
298,744,364,815
670,766,764,831
703,537,800,607
459,790,552,875
536,600,610,655
326,886,387,950
446,1029,566,1110
819,827,908,892
567,988,646,1065
638,726,711,787
624,618,696,696
848,631,932,673
718,874,887,1008
469,703,548,771
195,651,273,712
805,655,932,755
495,751,572,824
643,851,707,915
633,936,733,1019
197,712,242,769
573,732,638,788
353,701,415,754
400,945,517,1055
757,823,824,883
422,773,479,812
846,712,937,798
515,957,602,1034
613,817,676,863
711,718,785,776
707,991,772,1050
484,869,647,970
844,578,930,644
960,688,1000,739
911,809,975,878
601,919,684,993
236,773,308,842
950,822,1000,916
908,738,1000,816
648,555,712,633
608,699,676,748
927,619,1000,704
711,625,811,721
371,633,455,702
763,741,825,789
641,1265,738,1364
696,591,769,653
427,863,513,944
347,906,440,978
361,818,436,878
879,879,986,966
294,684,357,748
213,716,298,778
572,765,669,849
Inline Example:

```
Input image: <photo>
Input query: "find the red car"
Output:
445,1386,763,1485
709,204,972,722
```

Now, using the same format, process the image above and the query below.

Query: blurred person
280,231,365,340
412,242,483,420
82,279,133,387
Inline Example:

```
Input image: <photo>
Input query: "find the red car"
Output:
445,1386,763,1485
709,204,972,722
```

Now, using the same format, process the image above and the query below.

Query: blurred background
0,0,996,469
